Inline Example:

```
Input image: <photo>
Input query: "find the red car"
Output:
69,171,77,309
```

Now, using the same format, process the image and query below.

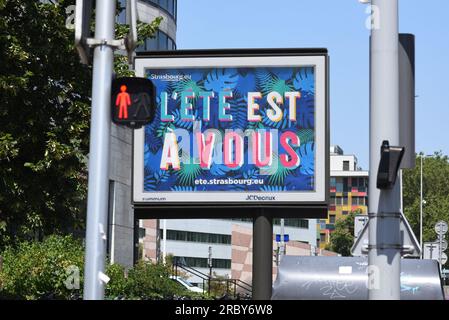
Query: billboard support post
83,0,116,300
253,211,273,300
368,0,401,300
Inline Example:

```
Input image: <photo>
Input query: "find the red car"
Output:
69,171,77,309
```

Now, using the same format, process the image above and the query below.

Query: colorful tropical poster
142,66,316,194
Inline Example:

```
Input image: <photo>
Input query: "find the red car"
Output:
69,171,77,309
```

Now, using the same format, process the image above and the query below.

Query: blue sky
176,0,449,169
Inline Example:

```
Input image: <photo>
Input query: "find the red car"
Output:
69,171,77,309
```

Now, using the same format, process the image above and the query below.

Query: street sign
441,239,448,251
435,221,448,235
111,77,155,129
441,253,448,265
354,215,369,238
423,242,440,260
133,49,329,213
276,234,289,242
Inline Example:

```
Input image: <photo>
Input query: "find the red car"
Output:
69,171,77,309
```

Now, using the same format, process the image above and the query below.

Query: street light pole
420,155,423,259
368,0,401,300
83,0,116,300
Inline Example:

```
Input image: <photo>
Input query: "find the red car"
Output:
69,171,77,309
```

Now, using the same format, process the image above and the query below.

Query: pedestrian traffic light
111,77,155,129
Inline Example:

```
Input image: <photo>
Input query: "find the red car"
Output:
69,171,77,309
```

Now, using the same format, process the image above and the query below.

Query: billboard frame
132,49,329,218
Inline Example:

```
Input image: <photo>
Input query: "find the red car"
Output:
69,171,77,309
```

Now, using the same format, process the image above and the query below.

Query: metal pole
439,235,443,274
83,0,116,300
280,218,285,257
162,219,167,264
420,155,423,258
368,0,401,300
208,246,212,296
252,210,273,300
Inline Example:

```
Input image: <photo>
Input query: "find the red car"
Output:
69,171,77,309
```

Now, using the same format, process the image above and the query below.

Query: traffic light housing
376,140,405,189
111,77,156,129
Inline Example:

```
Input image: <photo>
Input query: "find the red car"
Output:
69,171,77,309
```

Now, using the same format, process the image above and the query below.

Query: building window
360,177,368,192
212,259,231,269
329,215,336,224
330,177,336,188
146,37,158,51
144,0,177,21
329,196,336,206
342,211,349,215
272,219,309,229
163,230,231,245
320,233,326,243
343,161,350,171
158,31,168,50
336,197,343,206
351,196,366,206
173,257,231,269
336,178,343,193
136,30,176,52
343,177,349,192
343,196,348,205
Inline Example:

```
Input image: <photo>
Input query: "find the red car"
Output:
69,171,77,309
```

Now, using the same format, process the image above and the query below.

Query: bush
124,261,187,299
105,263,127,299
0,235,207,300
0,235,84,299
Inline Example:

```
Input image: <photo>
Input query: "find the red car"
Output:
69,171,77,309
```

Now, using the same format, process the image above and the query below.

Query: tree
0,0,161,248
403,153,449,249
327,210,362,256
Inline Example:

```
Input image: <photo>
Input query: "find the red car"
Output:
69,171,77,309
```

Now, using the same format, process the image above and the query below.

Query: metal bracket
367,244,403,250
86,38,126,50
361,244,415,254
368,212,401,219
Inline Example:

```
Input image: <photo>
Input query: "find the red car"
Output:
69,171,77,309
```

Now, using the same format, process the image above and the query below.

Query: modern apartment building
142,218,320,285
317,145,369,248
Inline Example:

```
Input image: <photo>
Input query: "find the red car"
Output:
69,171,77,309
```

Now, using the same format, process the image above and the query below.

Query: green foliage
208,273,230,298
0,235,203,300
105,263,127,298
125,261,185,299
0,235,84,299
0,0,161,249
403,153,449,261
114,16,163,77
327,210,361,256
0,0,92,247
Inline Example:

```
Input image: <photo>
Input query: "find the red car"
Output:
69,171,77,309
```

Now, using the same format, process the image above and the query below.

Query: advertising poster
133,51,327,207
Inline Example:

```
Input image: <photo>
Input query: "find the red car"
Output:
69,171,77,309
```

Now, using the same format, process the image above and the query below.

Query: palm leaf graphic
176,163,202,186
293,67,315,95
204,68,239,92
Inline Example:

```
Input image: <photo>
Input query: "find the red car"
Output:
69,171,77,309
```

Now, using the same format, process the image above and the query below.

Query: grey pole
83,0,116,300
368,0,401,300
280,218,285,256
420,155,423,258
252,211,273,300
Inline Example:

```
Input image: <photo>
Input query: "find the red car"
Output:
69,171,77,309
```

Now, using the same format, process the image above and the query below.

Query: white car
170,276,204,294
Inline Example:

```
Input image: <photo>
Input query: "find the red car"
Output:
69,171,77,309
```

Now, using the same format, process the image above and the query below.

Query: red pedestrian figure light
116,85,131,119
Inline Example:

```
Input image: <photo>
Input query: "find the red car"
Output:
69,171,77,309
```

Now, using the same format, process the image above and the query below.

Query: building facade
317,146,369,248
143,218,319,286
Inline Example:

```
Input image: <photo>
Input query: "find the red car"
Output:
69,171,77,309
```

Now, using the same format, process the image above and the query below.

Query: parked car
170,276,204,293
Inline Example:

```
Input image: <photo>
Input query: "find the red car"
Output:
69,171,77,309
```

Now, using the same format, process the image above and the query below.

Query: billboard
133,49,328,212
